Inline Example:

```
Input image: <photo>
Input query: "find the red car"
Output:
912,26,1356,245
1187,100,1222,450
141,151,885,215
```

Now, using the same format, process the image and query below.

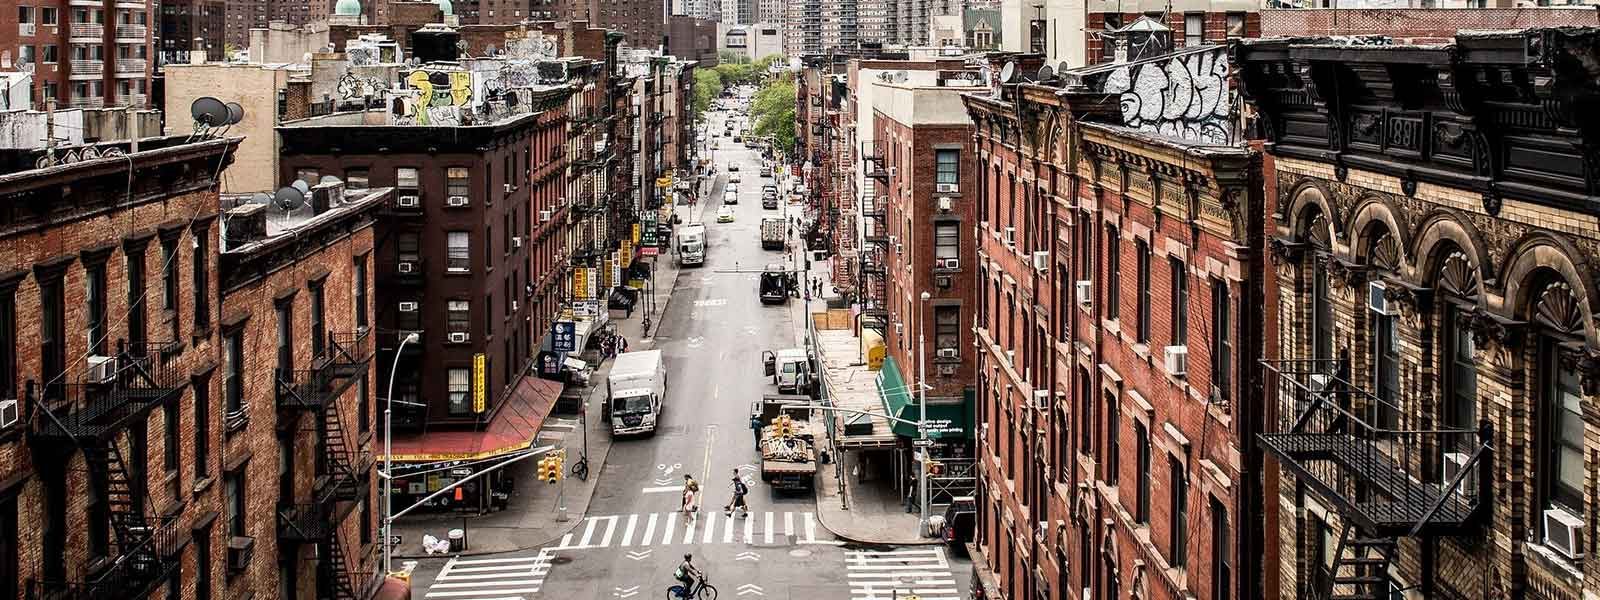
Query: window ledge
192,475,215,497
1131,343,1151,361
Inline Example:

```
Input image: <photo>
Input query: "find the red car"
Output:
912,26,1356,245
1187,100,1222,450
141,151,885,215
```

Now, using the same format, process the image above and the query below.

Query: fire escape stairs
85,442,159,569
319,400,361,500
1325,524,1399,600
319,532,361,600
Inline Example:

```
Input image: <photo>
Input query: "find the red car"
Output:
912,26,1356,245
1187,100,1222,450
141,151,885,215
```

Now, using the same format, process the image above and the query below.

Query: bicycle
570,454,590,481
666,577,717,600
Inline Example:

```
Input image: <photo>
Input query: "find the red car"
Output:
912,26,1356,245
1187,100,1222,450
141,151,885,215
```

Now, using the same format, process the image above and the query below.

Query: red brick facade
1084,10,1258,65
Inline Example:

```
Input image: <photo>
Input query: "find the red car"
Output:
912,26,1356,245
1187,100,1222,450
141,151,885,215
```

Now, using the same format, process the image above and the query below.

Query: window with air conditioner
935,306,960,359
447,299,470,338
446,167,470,203
396,167,419,189
1542,337,1585,559
1075,280,1092,306
934,222,959,268
935,149,959,193
1164,345,1188,377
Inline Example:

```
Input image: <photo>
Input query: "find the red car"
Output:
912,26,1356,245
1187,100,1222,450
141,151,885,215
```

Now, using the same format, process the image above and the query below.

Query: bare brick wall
1258,8,1598,41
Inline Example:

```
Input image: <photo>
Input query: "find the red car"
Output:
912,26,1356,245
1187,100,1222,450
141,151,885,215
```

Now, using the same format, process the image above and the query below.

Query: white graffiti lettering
1099,47,1234,145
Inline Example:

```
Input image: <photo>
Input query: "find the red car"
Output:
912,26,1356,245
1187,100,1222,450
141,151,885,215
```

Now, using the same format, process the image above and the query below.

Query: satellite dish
190,97,230,126
250,192,272,205
273,187,306,211
999,61,1017,84
224,102,245,125
291,179,311,195
1038,65,1054,81
319,175,343,185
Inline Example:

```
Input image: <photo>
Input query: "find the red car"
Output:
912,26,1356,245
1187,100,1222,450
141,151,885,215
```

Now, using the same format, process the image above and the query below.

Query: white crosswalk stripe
551,511,824,550
844,548,960,600
425,549,554,599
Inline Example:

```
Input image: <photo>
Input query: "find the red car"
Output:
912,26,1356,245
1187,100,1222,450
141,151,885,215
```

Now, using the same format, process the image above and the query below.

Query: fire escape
860,141,890,336
275,330,374,600
1259,359,1492,600
27,341,184,600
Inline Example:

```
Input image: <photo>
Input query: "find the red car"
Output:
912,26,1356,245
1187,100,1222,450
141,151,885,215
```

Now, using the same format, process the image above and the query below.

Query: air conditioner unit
1032,389,1050,409
512,236,524,249
938,363,956,376
397,195,419,207
1164,345,1189,377
1075,281,1092,306
1003,227,1016,246
887,166,898,177
1368,280,1392,316
935,275,952,288
512,300,520,311
895,322,904,335
87,355,117,384
540,210,552,222
399,301,418,312
0,399,17,428
1441,451,1475,498
896,243,904,255
1031,251,1048,272
397,261,415,273
1005,350,1015,364
936,183,958,193
448,332,470,344
447,195,469,207
1545,506,1586,560
559,197,568,207
937,197,953,212
941,258,960,270
937,348,958,359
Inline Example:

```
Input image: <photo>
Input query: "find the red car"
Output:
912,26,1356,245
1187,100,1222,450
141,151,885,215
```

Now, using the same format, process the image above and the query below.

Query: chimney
191,37,206,64
225,203,269,246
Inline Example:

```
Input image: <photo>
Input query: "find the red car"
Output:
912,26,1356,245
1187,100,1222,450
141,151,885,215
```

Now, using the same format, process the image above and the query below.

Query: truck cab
607,350,666,436
762,348,817,395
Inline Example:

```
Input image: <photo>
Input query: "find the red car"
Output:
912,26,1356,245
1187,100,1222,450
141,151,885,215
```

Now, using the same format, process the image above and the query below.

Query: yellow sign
601,258,614,287
632,223,642,244
620,239,633,268
573,269,589,299
656,176,673,189
472,353,486,413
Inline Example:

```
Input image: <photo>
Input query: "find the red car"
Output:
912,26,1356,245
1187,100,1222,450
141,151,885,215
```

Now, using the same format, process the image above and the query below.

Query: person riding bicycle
674,553,704,598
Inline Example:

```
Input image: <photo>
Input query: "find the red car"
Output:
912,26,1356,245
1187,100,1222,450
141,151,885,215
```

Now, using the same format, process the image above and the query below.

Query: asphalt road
408,109,972,600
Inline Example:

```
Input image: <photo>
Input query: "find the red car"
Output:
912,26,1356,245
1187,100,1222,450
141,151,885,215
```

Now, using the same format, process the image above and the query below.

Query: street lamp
917,291,931,535
383,331,420,575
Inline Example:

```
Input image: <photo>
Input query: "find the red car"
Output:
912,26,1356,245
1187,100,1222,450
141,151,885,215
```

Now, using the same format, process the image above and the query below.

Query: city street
406,109,973,600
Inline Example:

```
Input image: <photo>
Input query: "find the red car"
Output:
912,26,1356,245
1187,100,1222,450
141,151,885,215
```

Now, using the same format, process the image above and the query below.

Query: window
1545,340,1584,511
1169,455,1188,567
84,261,107,356
396,167,419,188
41,6,55,24
1184,13,1204,46
309,282,325,358
1135,422,1150,523
345,168,370,189
1225,12,1246,38
448,368,471,415
1170,257,1187,346
164,400,180,472
397,301,420,332
1372,293,1399,429
935,150,959,185
0,289,13,399
1105,225,1120,319
126,249,146,351
398,233,420,264
1135,239,1151,343
196,528,212,600
354,255,368,329
1077,211,1093,281
1104,392,1119,485
224,332,244,415
447,167,471,198
193,228,209,331
1440,303,1476,430
275,300,293,376
1211,278,1231,399
1211,497,1231,599
18,6,32,23
447,232,470,272
0,495,14,600
1312,260,1332,361
934,305,959,353
39,275,64,399
42,45,57,63
357,372,369,434
17,46,33,65
934,222,959,261
194,379,209,478
448,300,470,333
225,469,245,536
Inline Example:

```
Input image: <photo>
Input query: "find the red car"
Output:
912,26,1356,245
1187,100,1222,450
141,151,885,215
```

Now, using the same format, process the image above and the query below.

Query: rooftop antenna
999,61,1017,84
273,184,307,227
189,96,230,140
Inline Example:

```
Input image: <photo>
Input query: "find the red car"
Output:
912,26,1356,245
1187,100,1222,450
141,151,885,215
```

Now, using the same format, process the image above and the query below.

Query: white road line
784,512,795,537
702,510,718,544
743,513,754,544
642,486,686,493
448,555,553,565
682,513,698,544
621,514,638,546
577,517,601,547
431,580,547,588
642,513,659,546
722,513,736,543
803,511,817,542
763,512,774,544
599,516,619,547
433,572,547,581
558,532,573,548
425,589,543,598
846,549,946,557
663,512,679,545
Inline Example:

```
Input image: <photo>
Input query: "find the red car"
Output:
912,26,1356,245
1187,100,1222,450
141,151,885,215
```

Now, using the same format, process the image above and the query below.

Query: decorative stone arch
1283,179,1341,243
1411,209,1493,293
1348,194,1409,271
1500,233,1600,348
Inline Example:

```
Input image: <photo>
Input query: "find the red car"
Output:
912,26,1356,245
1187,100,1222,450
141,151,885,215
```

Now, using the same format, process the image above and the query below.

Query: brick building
156,0,226,66
5,0,158,108
962,45,1270,600
216,180,391,600
1237,28,1600,600
277,66,578,507
223,0,334,48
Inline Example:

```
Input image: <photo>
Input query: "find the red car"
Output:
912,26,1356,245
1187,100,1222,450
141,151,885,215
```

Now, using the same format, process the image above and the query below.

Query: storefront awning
380,376,563,462
877,356,972,440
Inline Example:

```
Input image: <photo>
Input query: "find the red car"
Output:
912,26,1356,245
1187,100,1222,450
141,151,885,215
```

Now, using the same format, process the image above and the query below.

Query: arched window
1303,208,1334,362
1435,250,1481,432
1367,228,1402,430
1530,278,1586,515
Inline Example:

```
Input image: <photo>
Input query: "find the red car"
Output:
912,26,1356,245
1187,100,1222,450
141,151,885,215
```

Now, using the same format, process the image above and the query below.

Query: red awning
380,376,563,462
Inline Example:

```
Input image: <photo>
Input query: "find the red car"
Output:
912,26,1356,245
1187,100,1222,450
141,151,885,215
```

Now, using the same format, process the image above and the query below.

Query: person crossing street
724,469,749,518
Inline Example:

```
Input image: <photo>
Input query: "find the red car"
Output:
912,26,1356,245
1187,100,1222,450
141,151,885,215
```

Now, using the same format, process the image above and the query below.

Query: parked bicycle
570,453,590,481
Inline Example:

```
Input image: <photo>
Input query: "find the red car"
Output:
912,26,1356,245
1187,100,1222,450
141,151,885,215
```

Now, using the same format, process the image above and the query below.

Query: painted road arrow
734,551,760,562
737,584,765,596
625,550,652,561
615,585,641,598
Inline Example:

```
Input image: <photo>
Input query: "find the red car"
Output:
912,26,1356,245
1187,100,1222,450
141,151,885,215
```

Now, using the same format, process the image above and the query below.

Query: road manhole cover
788,549,812,558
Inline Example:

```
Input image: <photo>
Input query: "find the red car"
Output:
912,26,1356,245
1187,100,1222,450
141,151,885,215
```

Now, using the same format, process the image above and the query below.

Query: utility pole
45,98,57,167
917,291,931,535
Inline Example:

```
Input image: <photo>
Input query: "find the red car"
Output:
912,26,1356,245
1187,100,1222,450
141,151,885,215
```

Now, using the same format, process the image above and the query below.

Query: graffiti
337,71,388,100
1099,47,1233,144
503,34,558,59
347,46,380,66
396,69,474,126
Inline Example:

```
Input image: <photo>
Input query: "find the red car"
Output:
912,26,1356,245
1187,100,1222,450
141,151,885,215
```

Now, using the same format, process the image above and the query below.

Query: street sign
913,439,935,447
388,535,403,546
472,353,486,413
552,321,577,352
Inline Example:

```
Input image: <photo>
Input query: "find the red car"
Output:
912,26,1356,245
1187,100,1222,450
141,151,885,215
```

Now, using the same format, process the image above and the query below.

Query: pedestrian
725,470,750,518
750,413,764,451
621,336,630,353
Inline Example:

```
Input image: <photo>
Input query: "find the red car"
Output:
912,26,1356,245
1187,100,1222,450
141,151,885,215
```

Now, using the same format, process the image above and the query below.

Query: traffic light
928,460,944,476
539,456,560,484
776,415,793,437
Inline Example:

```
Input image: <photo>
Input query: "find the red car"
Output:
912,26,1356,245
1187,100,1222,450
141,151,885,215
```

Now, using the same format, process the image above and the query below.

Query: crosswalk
424,549,554,600
845,548,961,600
552,510,839,550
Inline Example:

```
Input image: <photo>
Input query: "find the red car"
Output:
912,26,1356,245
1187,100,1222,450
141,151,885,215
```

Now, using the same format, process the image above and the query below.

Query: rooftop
279,58,580,128
222,184,394,252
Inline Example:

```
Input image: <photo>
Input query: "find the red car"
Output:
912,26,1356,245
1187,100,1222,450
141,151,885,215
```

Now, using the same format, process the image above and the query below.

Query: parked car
717,206,736,223
941,496,976,550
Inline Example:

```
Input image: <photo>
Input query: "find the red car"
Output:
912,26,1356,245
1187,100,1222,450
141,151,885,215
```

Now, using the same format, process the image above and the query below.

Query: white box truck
678,223,707,266
607,349,667,436
760,216,785,250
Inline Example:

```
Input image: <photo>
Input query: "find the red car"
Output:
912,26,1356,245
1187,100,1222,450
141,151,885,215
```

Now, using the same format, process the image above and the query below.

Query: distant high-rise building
224,0,337,47
857,0,890,44
784,0,821,54
756,0,785,26
718,0,754,23
6,0,159,108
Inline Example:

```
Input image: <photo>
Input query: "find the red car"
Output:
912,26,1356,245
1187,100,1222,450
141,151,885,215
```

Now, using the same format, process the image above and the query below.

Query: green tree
749,75,797,157
713,62,757,88
718,50,751,65
692,68,723,122
753,54,783,74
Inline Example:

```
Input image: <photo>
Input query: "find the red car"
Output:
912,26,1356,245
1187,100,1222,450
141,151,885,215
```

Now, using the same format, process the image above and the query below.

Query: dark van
942,496,977,550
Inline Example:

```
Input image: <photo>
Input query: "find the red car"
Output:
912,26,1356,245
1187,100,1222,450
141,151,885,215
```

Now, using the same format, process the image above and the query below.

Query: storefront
876,356,977,507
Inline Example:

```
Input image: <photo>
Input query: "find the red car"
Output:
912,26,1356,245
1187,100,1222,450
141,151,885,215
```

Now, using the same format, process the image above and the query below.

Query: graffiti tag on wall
1098,47,1233,145
338,71,389,100
393,69,474,126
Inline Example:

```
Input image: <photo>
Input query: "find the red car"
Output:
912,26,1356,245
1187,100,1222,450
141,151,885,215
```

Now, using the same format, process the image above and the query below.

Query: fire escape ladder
318,532,360,600
320,400,359,498
85,441,156,564
1326,522,1397,600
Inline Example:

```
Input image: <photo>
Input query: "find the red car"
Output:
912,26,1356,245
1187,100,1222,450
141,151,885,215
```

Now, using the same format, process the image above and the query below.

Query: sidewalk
390,249,685,559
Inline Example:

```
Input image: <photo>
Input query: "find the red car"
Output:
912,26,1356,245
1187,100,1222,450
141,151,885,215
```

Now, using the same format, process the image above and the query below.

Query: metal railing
114,58,145,73
275,367,346,411
32,341,182,441
70,59,104,75
1260,358,1491,533
27,515,180,600
113,24,146,39
325,330,373,379
69,23,103,39
277,502,339,541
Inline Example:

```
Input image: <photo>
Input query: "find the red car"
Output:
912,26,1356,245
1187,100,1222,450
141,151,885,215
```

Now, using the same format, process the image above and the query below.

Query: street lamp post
917,291,931,535
383,331,421,575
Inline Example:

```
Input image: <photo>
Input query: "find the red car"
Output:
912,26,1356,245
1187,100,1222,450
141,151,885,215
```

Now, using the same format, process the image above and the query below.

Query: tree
692,69,723,122
713,62,757,88
749,75,797,157
753,54,784,74
718,50,751,65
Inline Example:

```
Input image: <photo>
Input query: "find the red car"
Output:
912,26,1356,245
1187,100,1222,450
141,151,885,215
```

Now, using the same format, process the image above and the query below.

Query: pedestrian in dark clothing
750,414,764,450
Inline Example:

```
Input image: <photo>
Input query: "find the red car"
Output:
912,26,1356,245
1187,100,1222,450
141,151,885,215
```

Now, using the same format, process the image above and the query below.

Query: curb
812,486,943,547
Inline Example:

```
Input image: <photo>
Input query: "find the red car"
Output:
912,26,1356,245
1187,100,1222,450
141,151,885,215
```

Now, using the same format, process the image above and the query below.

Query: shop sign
472,353,486,413
552,321,577,352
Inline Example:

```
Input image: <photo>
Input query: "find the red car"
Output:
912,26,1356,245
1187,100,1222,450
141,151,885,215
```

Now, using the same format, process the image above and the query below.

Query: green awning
876,356,972,439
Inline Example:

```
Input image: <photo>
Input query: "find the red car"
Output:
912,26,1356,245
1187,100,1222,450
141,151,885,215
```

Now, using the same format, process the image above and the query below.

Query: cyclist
673,553,704,598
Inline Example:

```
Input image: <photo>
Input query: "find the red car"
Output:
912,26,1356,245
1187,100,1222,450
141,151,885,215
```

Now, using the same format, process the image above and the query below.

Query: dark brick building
4,0,158,108
157,0,226,65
